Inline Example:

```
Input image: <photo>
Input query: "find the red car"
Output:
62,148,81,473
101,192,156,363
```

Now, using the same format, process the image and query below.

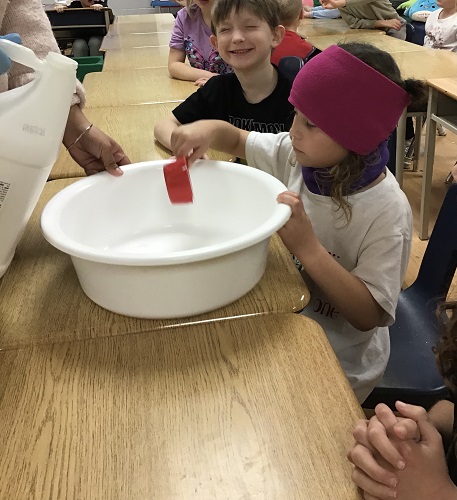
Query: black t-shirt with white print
172,70,294,133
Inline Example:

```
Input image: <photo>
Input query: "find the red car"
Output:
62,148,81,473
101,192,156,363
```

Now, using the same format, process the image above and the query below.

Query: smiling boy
154,0,294,152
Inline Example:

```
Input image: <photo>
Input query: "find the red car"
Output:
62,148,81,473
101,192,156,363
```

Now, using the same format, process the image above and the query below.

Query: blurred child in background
168,0,233,86
271,0,313,65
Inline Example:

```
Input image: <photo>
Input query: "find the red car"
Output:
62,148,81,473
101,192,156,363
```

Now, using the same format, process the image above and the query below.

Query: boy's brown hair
211,0,280,34
276,0,303,26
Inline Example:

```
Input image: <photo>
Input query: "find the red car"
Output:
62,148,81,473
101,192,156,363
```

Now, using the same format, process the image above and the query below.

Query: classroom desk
114,13,175,24
419,78,457,239
0,178,309,350
390,50,457,236
103,45,170,70
392,48,457,80
0,313,363,499
306,32,421,52
100,31,172,50
83,68,196,107
108,20,175,35
298,18,382,38
49,103,234,180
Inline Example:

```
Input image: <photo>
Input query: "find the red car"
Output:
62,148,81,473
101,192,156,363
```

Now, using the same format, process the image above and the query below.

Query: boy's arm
168,48,216,82
154,115,181,151
171,120,248,164
339,7,379,28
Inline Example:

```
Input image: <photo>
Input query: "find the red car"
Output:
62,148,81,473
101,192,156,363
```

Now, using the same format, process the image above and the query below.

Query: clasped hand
348,401,455,500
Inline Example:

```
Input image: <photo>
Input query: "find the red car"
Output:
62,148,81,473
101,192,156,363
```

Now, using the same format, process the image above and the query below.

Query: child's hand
348,402,432,500
276,191,321,258
194,74,217,87
92,3,104,10
55,4,66,12
320,0,346,9
170,122,213,166
393,419,457,500
377,18,403,30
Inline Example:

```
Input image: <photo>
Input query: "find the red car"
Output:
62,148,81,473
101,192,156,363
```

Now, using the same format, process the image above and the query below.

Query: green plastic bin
73,56,104,82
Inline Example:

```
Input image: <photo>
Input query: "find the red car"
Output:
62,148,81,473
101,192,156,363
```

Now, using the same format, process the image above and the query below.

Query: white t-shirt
424,9,457,52
246,132,412,403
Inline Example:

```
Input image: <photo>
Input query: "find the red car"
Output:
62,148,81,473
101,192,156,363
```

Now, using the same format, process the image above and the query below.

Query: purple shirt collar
301,140,389,196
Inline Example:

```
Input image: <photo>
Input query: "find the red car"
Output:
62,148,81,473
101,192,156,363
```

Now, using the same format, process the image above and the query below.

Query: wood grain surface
298,18,382,38
0,314,363,499
108,21,175,35
306,33,423,52
0,179,309,350
83,68,196,107
103,46,170,70
427,77,457,100
100,31,172,50
49,103,233,180
114,13,175,25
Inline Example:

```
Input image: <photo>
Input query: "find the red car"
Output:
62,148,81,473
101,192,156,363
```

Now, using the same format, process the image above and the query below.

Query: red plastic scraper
163,156,193,204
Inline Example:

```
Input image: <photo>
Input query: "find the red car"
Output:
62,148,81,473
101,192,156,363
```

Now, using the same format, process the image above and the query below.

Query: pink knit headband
288,45,411,155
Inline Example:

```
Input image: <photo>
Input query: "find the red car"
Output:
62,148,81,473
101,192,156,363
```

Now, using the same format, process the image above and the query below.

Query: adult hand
54,4,66,12
320,0,347,9
63,105,130,176
92,3,104,10
68,124,130,176
0,33,21,75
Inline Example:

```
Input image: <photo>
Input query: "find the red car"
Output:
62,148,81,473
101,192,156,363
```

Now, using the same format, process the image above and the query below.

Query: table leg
412,115,423,172
395,108,407,188
420,87,437,240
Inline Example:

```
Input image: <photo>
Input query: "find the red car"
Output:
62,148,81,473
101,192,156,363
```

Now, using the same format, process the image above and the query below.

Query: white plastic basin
41,160,291,318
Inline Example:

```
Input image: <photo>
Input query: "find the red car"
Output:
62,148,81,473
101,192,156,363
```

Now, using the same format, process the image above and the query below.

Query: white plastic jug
0,40,77,278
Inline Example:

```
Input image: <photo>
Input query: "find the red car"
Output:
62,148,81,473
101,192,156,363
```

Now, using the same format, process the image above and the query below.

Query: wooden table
49,103,235,180
0,313,363,499
419,78,457,238
108,20,174,35
83,67,196,107
306,33,424,53
114,13,175,25
0,178,309,350
391,49,457,238
103,45,170,70
392,48,457,80
298,18,382,38
100,31,171,50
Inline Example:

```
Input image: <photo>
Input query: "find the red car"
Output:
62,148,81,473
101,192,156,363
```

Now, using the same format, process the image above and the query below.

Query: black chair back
277,56,304,82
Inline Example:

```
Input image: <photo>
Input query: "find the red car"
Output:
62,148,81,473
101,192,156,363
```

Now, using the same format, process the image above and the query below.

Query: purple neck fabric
301,140,389,196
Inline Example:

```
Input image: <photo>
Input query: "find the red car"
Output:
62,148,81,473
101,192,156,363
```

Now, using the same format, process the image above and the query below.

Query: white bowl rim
41,160,292,266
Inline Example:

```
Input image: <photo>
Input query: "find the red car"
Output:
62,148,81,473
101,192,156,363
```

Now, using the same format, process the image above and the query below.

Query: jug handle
0,39,43,72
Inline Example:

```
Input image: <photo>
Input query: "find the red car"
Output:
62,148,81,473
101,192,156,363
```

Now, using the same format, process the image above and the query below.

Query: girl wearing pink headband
170,42,426,403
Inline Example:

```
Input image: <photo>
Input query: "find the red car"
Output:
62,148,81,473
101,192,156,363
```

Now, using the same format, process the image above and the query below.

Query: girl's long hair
330,43,427,223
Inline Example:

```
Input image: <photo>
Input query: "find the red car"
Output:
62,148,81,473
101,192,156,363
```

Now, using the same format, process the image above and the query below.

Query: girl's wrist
295,239,326,271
